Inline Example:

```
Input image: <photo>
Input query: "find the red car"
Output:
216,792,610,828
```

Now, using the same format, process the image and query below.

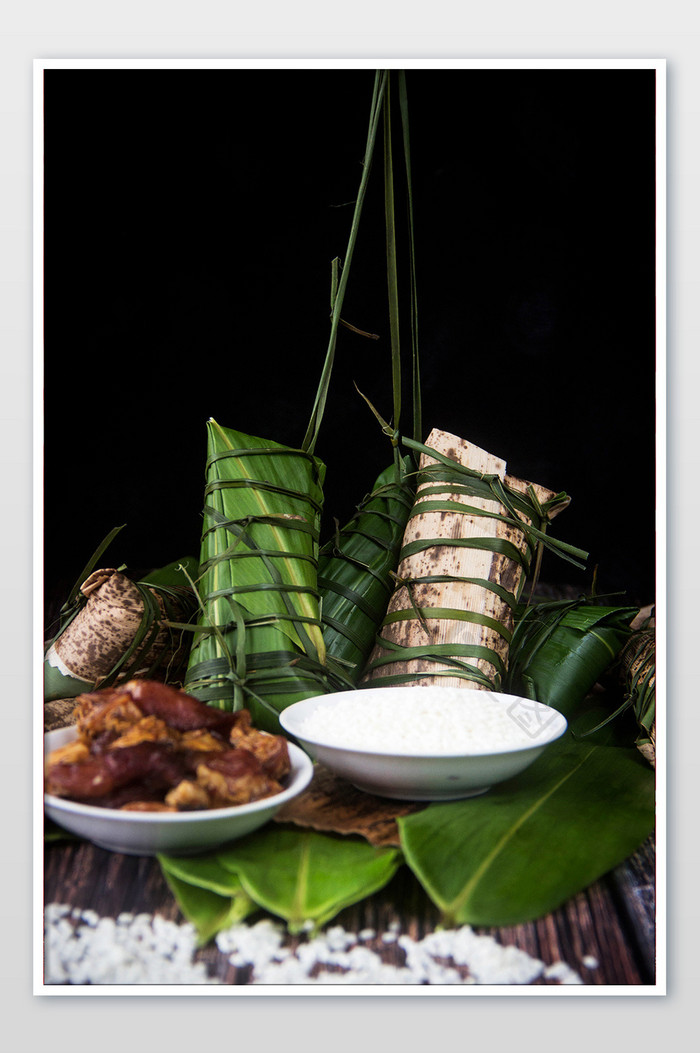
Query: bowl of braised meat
44,679,313,856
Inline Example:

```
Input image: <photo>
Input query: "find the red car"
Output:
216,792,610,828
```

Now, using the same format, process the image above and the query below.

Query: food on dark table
45,679,291,812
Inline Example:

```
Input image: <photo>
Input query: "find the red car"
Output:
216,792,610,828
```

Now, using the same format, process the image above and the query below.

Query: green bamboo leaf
319,459,414,680
159,864,256,947
398,735,655,927
185,419,341,729
215,827,402,934
158,851,251,897
397,70,422,443
383,74,402,433
140,555,199,588
506,602,637,715
44,665,90,703
400,436,588,570
52,524,127,632
44,819,78,843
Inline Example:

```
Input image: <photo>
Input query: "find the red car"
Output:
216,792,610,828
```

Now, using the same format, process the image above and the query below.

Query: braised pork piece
45,679,291,812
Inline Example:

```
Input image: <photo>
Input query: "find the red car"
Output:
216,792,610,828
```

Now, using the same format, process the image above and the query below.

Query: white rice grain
300,689,555,754
45,906,585,986
44,904,218,985
543,960,584,984
216,918,583,986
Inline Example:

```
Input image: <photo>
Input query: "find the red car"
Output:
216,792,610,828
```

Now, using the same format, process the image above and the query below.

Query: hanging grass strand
397,70,422,444
383,75,402,435
302,70,388,455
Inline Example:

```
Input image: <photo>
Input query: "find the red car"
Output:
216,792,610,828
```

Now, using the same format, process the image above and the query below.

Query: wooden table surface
43,824,656,987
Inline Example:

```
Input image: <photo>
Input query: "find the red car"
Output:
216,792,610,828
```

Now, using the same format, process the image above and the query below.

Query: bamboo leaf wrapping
620,627,656,765
505,601,638,715
184,419,338,731
318,458,414,682
573,619,656,764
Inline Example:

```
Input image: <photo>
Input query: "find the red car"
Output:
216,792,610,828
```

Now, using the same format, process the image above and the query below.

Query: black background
43,67,657,613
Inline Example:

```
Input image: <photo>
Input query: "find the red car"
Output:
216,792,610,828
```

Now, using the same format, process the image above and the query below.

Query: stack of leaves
159,827,402,944
154,730,654,943
318,457,414,683
184,420,349,733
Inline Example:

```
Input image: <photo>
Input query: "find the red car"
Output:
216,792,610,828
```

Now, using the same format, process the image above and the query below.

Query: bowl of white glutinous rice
279,686,567,800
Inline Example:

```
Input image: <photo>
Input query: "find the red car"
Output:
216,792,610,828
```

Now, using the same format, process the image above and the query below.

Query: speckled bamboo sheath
362,429,569,691
45,568,186,687
619,626,656,767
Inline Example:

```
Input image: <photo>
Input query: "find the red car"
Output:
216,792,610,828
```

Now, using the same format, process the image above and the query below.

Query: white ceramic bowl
44,726,313,856
279,686,567,801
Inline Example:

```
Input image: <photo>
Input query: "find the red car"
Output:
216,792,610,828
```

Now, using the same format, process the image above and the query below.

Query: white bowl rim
279,687,568,759
44,726,313,824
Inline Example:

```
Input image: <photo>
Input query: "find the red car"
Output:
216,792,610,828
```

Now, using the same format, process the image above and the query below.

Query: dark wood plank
609,835,656,979
43,838,653,986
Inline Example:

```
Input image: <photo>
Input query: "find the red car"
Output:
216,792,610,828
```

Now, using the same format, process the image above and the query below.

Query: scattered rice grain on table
44,905,585,985
44,904,218,985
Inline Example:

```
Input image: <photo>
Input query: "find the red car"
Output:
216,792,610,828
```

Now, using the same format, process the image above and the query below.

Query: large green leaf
215,826,402,934
586,625,656,761
184,419,345,730
505,601,638,714
318,459,414,682
140,555,199,589
158,851,254,898
397,735,655,927
158,855,257,946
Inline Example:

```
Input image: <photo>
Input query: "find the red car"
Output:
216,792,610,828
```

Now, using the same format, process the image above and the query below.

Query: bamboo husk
43,698,79,731
44,568,191,695
362,429,569,690
274,764,424,847
619,616,656,767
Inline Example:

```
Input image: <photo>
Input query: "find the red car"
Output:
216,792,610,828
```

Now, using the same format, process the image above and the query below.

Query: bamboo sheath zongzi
44,564,195,703
362,429,571,691
619,621,656,767
184,419,343,733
